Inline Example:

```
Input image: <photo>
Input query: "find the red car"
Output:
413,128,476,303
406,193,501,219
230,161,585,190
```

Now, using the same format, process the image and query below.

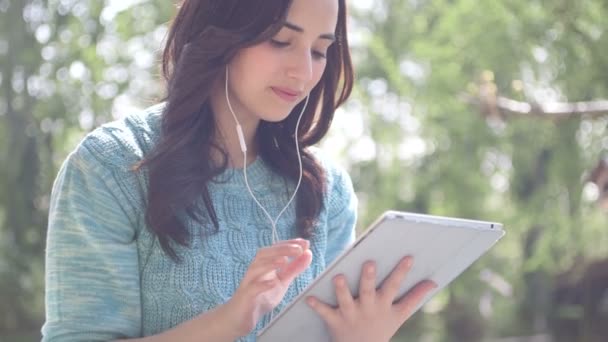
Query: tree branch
462,93,608,120
496,97,608,119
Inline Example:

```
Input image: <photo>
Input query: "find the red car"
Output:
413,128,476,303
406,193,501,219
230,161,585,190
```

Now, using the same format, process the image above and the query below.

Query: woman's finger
378,256,413,303
255,243,304,260
306,296,338,327
333,274,355,314
242,240,310,284
241,256,287,285
393,280,437,318
276,249,313,283
249,239,309,274
358,261,377,307
246,278,279,297
281,238,309,251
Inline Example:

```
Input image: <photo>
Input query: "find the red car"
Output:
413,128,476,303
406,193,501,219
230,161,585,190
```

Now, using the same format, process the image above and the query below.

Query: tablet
257,211,505,342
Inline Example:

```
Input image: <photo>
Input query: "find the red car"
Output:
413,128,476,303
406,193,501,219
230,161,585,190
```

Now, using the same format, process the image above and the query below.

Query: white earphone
225,67,309,245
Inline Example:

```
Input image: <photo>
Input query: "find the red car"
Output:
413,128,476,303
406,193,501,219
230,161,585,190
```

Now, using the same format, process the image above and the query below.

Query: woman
42,0,436,341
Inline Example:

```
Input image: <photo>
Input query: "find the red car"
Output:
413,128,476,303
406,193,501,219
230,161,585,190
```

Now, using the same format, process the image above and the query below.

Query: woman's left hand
306,256,437,342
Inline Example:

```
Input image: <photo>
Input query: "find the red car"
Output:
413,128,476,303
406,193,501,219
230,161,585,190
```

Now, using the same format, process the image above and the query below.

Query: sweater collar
212,157,276,187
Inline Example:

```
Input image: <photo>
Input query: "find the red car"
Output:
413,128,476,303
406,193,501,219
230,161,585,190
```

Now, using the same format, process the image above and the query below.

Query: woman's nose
286,48,313,83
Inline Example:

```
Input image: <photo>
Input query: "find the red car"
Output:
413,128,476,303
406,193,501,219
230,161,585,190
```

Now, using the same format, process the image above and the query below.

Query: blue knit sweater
41,103,358,341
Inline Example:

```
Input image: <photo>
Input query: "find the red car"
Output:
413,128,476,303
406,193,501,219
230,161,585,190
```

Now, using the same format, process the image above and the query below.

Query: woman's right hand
223,238,313,338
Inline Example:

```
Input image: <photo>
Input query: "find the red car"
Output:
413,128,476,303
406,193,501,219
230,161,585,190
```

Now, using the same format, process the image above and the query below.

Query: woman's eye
270,39,327,60
270,39,290,48
312,50,327,59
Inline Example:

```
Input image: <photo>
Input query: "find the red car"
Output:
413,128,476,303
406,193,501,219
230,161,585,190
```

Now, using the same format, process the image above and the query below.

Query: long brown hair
138,0,354,261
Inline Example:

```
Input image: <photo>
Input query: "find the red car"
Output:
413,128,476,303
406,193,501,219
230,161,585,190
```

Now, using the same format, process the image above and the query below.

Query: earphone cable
225,68,307,244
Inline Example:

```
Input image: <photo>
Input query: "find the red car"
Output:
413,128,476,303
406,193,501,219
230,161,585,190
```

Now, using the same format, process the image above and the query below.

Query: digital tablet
257,211,505,342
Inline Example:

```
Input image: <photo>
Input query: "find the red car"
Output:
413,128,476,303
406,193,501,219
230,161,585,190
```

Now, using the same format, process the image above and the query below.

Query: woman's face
225,0,338,123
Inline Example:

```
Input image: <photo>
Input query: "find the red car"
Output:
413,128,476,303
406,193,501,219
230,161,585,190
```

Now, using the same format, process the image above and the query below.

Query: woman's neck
209,81,259,168
214,119,258,168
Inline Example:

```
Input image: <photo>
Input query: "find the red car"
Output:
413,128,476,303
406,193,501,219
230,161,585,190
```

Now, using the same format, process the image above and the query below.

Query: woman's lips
271,87,301,102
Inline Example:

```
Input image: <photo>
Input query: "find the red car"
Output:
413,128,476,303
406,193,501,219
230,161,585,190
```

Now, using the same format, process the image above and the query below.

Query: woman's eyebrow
283,21,336,41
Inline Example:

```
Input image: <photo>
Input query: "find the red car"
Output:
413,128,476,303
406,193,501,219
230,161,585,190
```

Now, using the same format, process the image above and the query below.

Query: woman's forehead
285,0,339,34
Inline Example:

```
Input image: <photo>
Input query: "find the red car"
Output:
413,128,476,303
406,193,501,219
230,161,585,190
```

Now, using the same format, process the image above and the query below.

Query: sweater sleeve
324,165,358,265
41,144,142,341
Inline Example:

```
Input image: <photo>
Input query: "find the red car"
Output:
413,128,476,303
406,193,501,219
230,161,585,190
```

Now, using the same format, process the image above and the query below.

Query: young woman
42,0,436,341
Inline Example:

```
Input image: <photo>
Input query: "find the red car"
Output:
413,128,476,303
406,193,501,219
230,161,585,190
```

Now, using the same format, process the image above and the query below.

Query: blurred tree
0,0,173,336
333,0,608,341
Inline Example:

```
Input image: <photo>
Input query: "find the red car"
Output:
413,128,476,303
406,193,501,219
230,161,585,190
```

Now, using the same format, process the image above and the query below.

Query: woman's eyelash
312,50,326,59
270,39,289,47
270,39,327,59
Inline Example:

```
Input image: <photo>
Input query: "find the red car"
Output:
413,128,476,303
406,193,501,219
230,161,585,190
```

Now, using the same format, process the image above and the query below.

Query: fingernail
306,297,316,307
403,256,413,266
367,264,375,274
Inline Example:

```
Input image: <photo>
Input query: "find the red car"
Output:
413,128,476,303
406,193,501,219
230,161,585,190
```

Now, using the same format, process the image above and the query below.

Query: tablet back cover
258,212,504,342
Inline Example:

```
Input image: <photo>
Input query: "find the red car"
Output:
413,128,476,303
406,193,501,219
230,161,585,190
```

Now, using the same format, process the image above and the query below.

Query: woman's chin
259,111,294,123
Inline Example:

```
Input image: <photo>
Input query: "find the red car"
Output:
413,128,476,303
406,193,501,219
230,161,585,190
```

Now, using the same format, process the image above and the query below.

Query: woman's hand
224,238,313,338
306,256,437,342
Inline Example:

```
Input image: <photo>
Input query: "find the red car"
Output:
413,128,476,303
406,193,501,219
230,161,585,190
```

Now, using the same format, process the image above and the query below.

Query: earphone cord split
225,67,308,245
